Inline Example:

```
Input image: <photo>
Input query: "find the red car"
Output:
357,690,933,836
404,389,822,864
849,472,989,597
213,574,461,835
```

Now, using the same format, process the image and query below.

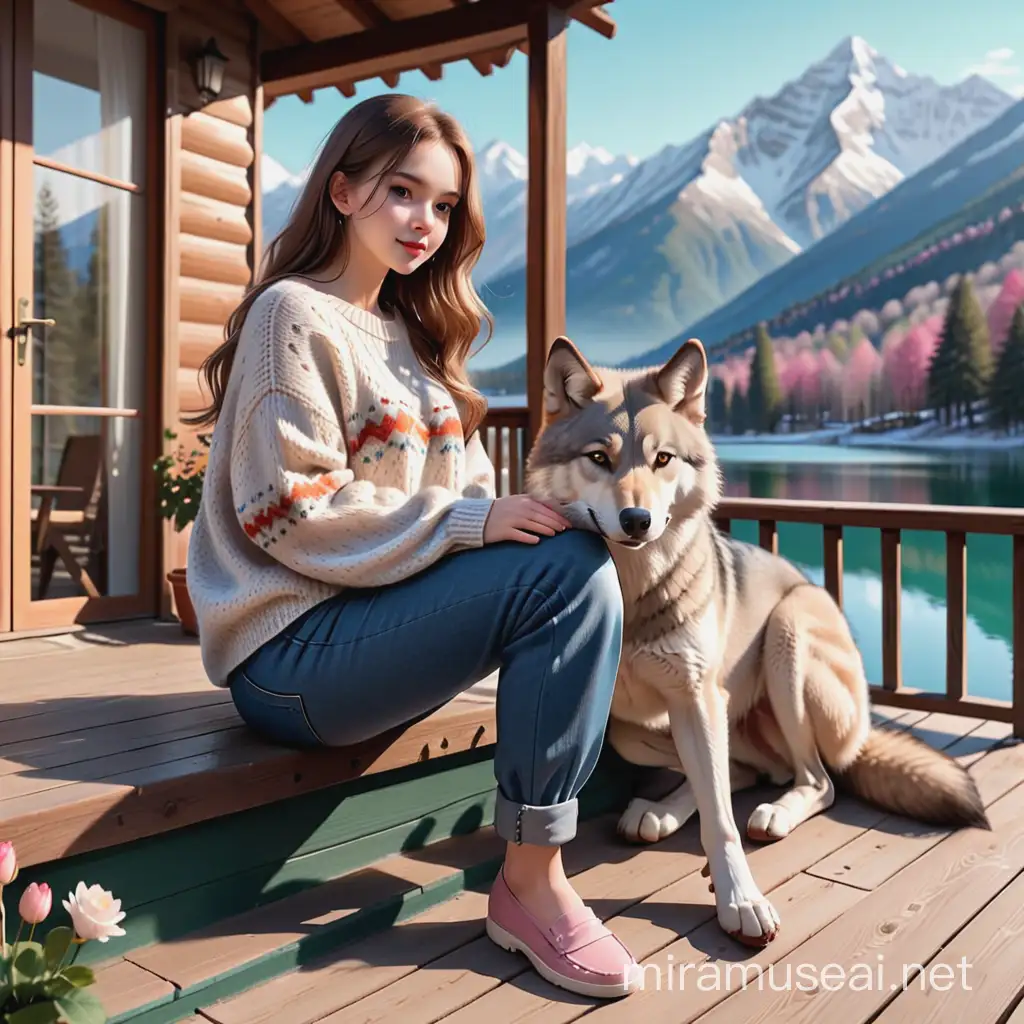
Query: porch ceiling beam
243,0,306,49
335,0,388,30
525,2,569,446
261,0,532,98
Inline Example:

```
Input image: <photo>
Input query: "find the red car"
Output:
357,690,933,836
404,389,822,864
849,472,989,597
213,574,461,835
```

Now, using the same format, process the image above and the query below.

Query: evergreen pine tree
747,325,782,433
988,305,1024,433
33,185,84,481
730,388,748,435
708,375,729,432
927,277,991,426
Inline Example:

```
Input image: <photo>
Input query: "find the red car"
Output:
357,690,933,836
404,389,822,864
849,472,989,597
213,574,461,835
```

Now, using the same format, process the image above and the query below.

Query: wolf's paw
617,797,686,844
747,802,795,842
718,888,781,947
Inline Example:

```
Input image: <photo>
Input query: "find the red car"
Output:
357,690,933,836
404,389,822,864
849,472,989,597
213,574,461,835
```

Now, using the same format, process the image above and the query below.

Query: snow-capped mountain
472,140,637,282
258,141,636,282
477,35,1016,363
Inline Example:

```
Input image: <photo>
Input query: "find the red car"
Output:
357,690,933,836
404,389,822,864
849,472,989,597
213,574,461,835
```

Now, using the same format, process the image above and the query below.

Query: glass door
6,0,158,630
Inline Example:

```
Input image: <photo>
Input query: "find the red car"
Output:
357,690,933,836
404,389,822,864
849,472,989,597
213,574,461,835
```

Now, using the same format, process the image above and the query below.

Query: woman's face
331,139,462,278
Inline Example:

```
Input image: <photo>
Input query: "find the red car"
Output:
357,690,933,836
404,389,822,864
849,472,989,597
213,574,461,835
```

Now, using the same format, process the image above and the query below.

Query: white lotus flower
62,881,127,942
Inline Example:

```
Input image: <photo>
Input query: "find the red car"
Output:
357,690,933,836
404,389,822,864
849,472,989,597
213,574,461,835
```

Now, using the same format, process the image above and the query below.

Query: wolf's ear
544,337,603,416
655,338,708,426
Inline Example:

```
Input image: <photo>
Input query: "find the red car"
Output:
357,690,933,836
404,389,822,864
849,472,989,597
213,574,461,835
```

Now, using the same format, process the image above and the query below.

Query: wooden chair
31,433,106,600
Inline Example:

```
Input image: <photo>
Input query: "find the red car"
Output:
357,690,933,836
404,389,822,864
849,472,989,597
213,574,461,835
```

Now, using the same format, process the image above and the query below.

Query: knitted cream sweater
187,277,497,685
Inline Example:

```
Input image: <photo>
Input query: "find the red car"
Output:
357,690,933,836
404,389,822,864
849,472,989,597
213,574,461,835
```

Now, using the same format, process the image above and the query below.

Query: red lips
399,239,426,253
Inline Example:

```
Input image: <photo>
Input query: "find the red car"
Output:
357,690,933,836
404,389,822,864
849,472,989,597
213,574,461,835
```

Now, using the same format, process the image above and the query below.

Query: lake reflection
715,443,1024,703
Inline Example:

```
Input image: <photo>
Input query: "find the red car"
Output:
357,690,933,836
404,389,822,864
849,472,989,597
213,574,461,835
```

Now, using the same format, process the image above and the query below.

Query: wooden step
89,823,510,1023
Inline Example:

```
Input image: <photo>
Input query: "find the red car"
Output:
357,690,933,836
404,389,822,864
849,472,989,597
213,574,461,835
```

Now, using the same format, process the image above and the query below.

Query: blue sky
265,0,1024,175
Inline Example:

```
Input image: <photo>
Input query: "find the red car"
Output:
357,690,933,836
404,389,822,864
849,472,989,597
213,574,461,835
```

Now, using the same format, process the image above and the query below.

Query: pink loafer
485,867,641,998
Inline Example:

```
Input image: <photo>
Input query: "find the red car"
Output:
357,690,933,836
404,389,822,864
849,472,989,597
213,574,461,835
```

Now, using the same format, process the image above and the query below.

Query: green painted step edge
81,786,497,965
6,746,500,932
110,855,506,1024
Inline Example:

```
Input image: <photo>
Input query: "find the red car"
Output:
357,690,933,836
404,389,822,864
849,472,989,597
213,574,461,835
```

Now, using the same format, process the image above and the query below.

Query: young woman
184,94,639,998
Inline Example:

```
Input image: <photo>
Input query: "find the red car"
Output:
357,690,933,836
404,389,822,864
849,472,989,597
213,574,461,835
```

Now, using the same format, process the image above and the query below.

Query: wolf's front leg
667,684,780,946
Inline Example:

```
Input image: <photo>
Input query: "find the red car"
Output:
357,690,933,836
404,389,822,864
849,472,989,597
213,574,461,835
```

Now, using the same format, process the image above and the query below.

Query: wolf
524,335,990,947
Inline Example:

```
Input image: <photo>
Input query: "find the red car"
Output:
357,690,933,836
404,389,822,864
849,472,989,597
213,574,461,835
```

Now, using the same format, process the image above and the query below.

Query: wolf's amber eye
654,452,674,469
586,450,611,468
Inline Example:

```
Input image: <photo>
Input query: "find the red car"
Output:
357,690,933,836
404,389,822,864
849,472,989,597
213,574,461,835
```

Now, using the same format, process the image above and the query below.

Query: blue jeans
227,529,624,847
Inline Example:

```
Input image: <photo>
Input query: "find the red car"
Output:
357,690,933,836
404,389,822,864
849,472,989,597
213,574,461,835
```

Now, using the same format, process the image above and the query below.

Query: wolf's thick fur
525,336,989,946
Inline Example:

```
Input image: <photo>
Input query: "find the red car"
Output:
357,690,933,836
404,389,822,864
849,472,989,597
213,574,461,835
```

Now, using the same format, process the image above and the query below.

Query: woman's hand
482,495,574,545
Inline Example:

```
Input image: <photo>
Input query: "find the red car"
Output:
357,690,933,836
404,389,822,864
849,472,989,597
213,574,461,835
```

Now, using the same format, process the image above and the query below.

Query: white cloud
964,46,1020,78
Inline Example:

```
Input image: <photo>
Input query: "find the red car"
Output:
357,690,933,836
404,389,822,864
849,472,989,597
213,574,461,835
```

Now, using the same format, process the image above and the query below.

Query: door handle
14,297,55,366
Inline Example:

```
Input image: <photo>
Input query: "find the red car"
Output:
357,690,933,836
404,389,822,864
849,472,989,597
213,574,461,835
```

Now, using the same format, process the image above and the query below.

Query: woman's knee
547,529,623,616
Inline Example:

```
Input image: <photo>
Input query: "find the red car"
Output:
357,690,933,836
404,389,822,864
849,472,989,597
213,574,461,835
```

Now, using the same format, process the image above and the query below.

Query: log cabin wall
160,0,261,588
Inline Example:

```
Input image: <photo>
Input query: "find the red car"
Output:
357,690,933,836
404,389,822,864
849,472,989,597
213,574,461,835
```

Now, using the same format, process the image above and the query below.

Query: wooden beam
261,0,531,97
243,0,305,48
336,0,388,30
525,3,569,446
421,62,444,81
551,0,617,39
572,5,615,38
336,82,356,98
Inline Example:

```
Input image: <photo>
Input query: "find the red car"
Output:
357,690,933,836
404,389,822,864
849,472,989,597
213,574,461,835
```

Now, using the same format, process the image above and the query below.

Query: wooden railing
713,499,1024,735
480,407,1024,734
480,406,529,496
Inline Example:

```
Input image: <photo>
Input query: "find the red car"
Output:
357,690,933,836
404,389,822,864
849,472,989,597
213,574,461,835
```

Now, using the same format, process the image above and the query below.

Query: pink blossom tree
888,321,939,411
843,338,883,420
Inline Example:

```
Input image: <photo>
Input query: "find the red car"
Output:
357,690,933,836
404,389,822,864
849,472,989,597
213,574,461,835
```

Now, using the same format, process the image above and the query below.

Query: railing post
881,528,902,691
759,520,778,555
1014,535,1024,738
823,524,843,610
946,531,967,703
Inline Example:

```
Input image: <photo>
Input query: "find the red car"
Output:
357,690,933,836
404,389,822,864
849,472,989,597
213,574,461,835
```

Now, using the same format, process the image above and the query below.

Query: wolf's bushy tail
831,726,990,830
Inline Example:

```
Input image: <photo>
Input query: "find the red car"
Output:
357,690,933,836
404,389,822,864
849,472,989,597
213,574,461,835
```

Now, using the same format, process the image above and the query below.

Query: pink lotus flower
19,882,52,924
0,841,16,885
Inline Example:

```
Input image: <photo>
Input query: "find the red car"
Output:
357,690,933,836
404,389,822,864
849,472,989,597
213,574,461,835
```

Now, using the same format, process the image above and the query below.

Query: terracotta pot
166,567,199,636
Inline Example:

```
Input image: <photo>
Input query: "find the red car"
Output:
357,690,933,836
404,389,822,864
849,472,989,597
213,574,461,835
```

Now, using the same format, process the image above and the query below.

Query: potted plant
2,840,126,1023
154,428,209,637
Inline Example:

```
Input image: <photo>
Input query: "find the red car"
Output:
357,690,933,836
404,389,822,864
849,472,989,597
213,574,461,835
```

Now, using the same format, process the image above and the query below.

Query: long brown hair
184,93,492,438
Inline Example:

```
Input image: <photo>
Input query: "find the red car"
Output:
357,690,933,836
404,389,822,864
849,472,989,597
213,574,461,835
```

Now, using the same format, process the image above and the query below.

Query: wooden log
179,277,245,327
180,192,252,246
203,94,253,129
180,149,251,207
177,364,212,418
181,111,254,169
179,232,252,286
179,321,227,371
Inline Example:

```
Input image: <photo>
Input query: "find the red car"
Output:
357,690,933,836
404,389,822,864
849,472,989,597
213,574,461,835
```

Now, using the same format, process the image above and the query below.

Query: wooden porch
2,599,1023,1023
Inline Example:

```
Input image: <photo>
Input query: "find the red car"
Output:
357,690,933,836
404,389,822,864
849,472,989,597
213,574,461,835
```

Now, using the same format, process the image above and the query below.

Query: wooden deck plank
673,775,1024,1024
581,874,866,1024
872,868,1024,1024
807,736,1024,891
91,957,177,1020
0,702,243,776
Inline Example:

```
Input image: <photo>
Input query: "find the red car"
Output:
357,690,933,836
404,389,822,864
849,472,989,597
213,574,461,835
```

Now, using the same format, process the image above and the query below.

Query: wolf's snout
619,507,652,538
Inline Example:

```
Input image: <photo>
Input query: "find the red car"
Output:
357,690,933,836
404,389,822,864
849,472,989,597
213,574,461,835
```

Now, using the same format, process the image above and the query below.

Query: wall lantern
193,37,229,105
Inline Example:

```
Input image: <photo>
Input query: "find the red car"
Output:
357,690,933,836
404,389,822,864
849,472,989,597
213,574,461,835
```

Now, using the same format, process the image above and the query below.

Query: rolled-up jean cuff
494,790,578,846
